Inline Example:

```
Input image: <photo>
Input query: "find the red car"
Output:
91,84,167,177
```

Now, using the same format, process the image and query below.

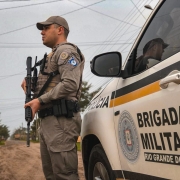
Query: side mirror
90,52,122,77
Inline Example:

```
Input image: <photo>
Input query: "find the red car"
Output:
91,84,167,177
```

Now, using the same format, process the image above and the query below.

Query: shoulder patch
60,52,69,60
68,57,78,66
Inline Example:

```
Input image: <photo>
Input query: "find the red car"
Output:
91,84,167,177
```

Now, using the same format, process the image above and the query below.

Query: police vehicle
81,0,180,179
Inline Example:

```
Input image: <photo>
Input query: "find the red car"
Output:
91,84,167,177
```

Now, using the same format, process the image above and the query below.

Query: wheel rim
93,162,110,180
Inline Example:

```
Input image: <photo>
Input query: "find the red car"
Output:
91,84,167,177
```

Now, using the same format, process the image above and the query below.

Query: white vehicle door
113,0,180,179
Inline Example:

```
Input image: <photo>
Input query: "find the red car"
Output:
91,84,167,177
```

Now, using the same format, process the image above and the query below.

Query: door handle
159,70,180,89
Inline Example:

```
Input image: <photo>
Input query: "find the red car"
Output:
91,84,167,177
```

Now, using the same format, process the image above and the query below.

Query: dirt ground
0,140,85,180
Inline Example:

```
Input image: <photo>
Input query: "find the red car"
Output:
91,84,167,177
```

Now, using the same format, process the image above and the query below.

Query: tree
0,121,10,140
79,81,101,112
11,119,40,142
11,126,26,140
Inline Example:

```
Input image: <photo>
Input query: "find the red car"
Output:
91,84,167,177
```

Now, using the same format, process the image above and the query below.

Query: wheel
88,144,115,180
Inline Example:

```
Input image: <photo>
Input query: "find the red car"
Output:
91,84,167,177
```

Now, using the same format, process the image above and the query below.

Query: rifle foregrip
25,106,32,122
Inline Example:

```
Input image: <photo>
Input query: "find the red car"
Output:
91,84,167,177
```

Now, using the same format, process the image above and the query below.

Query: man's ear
58,26,64,35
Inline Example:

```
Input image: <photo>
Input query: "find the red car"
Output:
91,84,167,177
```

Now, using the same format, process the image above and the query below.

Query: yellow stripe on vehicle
110,80,160,108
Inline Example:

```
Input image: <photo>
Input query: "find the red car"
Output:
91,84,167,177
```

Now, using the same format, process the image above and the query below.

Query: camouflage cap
36,16,69,32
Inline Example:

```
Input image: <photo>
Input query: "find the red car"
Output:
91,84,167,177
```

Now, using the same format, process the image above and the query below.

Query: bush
0,141,5,145
76,142,81,151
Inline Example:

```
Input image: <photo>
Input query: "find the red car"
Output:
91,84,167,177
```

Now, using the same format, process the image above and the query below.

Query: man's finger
24,102,30,108
32,111,35,120
21,79,27,93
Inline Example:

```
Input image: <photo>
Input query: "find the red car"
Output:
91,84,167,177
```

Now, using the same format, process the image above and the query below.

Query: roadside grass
31,140,40,143
77,142,81,151
28,141,81,151
1,140,81,151
0,141,5,145
30,141,81,151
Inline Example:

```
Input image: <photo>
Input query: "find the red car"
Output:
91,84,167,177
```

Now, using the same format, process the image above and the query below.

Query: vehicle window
133,0,180,74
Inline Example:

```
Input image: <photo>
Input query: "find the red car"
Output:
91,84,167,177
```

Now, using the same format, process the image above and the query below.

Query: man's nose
41,30,45,35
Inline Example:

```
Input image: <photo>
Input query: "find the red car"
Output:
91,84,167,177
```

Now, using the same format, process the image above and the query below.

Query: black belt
38,99,80,118
38,107,54,118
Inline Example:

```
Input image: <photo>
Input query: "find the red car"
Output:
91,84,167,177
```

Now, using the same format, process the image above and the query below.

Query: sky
0,0,158,134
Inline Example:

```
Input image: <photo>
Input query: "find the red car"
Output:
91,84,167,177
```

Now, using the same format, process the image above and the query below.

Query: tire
88,144,115,180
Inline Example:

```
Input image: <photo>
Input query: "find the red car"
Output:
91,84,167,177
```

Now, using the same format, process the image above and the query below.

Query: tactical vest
34,53,57,96
34,43,84,104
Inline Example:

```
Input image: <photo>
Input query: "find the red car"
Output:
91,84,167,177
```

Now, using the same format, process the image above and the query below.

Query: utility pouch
52,99,80,118
74,101,80,113
52,99,67,117
66,100,80,118
66,100,74,118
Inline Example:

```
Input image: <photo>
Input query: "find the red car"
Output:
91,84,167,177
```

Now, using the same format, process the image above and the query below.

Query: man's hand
21,79,26,93
24,98,40,120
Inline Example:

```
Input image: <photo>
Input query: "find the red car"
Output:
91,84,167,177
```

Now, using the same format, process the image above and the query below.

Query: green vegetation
76,142,81,151
0,120,10,142
79,81,101,112
30,140,40,143
11,118,40,142
0,141,5,145
11,127,27,140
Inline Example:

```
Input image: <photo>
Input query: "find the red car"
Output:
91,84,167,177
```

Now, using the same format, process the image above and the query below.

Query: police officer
135,38,168,73
21,16,85,180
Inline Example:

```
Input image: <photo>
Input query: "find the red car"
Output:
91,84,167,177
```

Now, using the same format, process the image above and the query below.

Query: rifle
25,56,38,147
